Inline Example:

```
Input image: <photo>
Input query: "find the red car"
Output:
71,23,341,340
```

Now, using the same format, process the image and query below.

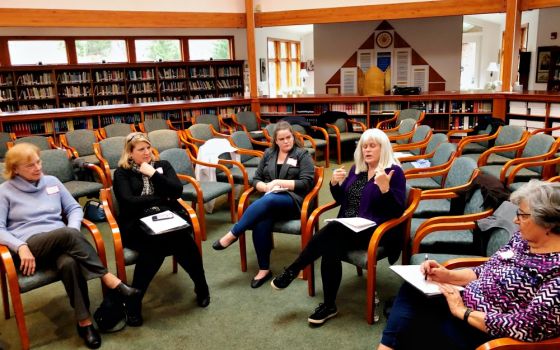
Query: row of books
295,103,329,115
331,103,366,115
128,69,156,81
159,68,187,80
100,114,141,126
161,95,188,101
18,103,55,110
19,87,55,100
216,79,242,89
128,82,157,94
130,96,156,103
370,102,403,114
94,70,125,82
450,101,492,113
96,99,126,106
160,81,187,92
145,111,181,121
58,71,91,84
0,74,14,86
59,86,90,98
260,104,294,114
189,81,215,91
17,73,53,86
217,92,242,98
449,115,481,130
5,121,50,136
62,101,90,108
217,67,240,77
189,67,215,78
95,84,125,96
0,89,14,100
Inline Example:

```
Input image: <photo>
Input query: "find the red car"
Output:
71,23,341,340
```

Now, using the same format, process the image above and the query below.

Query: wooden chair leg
172,257,178,274
337,141,342,164
4,256,30,349
307,263,315,296
193,199,207,241
356,266,363,276
324,144,330,168
1,269,10,319
239,233,247,272
228,192,236,223
366,263,377,325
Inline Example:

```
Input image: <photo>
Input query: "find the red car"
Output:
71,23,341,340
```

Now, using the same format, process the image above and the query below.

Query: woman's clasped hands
330,165,347,186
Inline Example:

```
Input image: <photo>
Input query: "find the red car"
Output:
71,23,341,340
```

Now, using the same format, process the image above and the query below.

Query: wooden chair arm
456,127,502,156
549,176,560,183
506,156,560,185
300,167,324,244
184,131,208,147
298,132,317,149
47,137,59,149
325,123,342,140
209,125,231,139
530,125,560,135
348,119,367,131
176,199,202,255
478,134,529,167
81,219,108,268
218,118,235,134
499,152,557,183
310,125,329,142
237,186,257,219
235,148,264,158
99,188,127,281
304,200,341,237
388,129,416,142
84,163,110,188
419,191,460,200
137,123,146,133
218,159,250,189
0,244,20,305
393,132,432,152
178,131,200,156
188,157,236,189
447,128,474,138
376,113,398,129
399,152,432,163
93,143,113,187
59,135,79,158
404,155,455,175
443,257,488,269
415,209,494,235
405,164,451,179
476,335,560,350
412,221,478,255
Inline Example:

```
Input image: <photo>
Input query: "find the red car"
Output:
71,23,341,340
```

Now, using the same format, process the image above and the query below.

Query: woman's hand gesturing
374,169,394,193
330,165,347,186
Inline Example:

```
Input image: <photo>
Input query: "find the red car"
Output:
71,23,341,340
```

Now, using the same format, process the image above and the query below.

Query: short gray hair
353,128,400,174
510,180,560,234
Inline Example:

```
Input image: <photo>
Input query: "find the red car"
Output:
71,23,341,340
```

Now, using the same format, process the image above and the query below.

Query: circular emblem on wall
376,31,393,49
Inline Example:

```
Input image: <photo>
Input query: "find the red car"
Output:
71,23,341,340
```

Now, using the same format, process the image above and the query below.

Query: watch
376,31,393,49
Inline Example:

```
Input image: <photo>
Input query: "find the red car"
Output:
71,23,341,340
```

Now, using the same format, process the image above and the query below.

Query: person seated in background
271,128,406,325
113,132,210,327
212,121,315,288
0,143,140,349
377,180,560,350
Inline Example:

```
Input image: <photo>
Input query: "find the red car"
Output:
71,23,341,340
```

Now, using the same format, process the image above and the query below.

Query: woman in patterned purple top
270,128,407,326
378,180,560,350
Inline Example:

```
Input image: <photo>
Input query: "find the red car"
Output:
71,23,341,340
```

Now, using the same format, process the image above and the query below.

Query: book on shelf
389,265,464,297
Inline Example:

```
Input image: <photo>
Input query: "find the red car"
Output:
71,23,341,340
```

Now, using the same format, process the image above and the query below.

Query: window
135,39,182,62
8,40,68,65
76,40,128,63
267,39,301,95
187,39,231,60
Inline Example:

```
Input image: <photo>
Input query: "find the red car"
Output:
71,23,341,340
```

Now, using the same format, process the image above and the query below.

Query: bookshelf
505,93,560,133
0,60,244,111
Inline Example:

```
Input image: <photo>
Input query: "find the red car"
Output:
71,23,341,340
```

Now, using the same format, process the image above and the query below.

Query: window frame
267,38,301,95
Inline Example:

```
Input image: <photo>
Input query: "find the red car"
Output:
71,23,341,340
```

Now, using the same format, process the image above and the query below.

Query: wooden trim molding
0,9,246,28
255,0,506,27
246,0,257,98
501,0,522,92
521,0,560,10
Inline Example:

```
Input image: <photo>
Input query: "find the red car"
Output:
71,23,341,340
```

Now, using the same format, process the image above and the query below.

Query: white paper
393,152,413,158
265,187,289,195
139,210,189,235
389,265,464,296
324,217,376,232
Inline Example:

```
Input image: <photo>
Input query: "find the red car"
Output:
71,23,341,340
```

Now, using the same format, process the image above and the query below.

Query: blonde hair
3,143,41,180
118,132,154,169
353,128,400,174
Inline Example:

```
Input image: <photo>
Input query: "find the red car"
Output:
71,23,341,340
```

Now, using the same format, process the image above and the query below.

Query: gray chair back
485,228,512,256
329,118,348,134
104,123,133,138
159,148,195,179
98,137,126,170
0,132,13,160
426,142,457,185
231,131,256,163
40,149,75,183
398,108,423,123
65,129,97,157
444,156,477,189
425,133,448,154
395,118,417,145
188,124,214,143
291,124,307,135
236,111,259,132
463,189,485,215
494,125,525,158
409,125,431,155
143,118,169,133
196,114,220,130
520,134,556,174
14,136,51,150
148,130,180,153
264,123,277,138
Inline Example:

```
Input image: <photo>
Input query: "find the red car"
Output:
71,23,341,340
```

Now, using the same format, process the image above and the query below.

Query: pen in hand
424,253,429,280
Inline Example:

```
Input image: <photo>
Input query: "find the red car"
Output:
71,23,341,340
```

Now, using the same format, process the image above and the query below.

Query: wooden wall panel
0,9,245,28
255,0,506,27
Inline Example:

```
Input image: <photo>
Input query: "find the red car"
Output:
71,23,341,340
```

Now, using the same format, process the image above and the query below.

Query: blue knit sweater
0,175,82,252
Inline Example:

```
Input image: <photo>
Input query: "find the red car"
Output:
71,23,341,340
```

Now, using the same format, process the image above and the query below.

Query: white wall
522,9,539,91
534,7,560,90
0,0,245,12
314,17,463,93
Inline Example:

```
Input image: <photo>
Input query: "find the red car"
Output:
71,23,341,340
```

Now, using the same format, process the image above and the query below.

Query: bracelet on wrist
463,307,473,323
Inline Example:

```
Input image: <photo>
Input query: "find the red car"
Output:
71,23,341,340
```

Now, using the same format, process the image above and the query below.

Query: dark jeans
127,227,208,299
381,283,493,350
231,192,299,270
288,221,373,306
25,227,108,321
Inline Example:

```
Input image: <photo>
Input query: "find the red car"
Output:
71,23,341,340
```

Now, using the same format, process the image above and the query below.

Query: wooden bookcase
0,60,244,112
505,92,560,136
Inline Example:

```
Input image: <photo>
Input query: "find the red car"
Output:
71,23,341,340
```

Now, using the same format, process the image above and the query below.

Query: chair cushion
236,111,259,131
462,142,487,154
99,137,126,170
272,219,301,235
336,133,362,142
40,149,75,183
78,154,101,165
485,153,511,165
407,177,441,190
143,119,168,132
188,124,214,142
243,157,261,167
18,268,60,293
414,229,475,254
64,181,104,199
413,199,451,217
341,245,390,269
181,182,232,202
123,247,140,266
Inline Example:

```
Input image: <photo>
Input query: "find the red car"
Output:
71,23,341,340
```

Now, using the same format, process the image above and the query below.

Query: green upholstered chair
404,142,457,189
231,111,269,142
393,124,432,155
99,187,202,282
0,220,106,350
451,124,493,155
458,125,529,164
39,149,107,199
480,134,560,184
0,132,15,161
193,113,233,134
376,108,425,136
409,156,479,218
184,124,228,150
60,129,100,165
388,118,418,145
325,116,366,165
291,123,329,166
305,185,422,324
228,131,266,168
138,118,174,133
99,123,136,139
399,133,448,171
505,155,560,192
159,147,236,241
11,135,57,151
93,136,126,186
148,129,182,153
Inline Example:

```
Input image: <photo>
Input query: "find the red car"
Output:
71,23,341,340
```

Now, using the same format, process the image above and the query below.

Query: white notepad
390,265,464,296
139,210,190,235
324,217,376,232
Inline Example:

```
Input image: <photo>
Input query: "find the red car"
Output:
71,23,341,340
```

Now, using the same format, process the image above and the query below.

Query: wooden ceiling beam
255,0,507,27
0,8,246,28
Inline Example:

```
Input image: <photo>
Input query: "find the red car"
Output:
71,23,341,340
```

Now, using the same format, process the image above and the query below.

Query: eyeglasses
516,210,531,221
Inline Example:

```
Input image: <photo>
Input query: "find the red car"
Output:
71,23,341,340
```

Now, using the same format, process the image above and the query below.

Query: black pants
25,227,108,321
288,221,373,306
126,227,208,299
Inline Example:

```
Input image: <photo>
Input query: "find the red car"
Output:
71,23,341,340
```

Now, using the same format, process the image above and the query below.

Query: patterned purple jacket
463,231,560,342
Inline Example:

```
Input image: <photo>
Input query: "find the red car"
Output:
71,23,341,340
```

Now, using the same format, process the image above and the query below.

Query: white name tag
46,185,60,195
156,167,163,174
286,157,297,167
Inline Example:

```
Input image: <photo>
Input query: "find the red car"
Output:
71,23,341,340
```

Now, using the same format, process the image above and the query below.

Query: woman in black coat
113,132,210,327
212,121,315,288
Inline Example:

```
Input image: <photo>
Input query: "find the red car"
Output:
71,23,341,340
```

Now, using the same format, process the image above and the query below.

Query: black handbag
83,200,106,222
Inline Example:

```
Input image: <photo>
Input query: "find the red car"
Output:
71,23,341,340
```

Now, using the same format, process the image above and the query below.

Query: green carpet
0,160,405,350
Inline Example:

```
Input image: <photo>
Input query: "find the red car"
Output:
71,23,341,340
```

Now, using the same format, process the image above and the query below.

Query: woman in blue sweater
271,128,407,325
0,143,139,349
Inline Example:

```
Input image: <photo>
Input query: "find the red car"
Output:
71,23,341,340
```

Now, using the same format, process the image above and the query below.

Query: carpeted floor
0,158,406,350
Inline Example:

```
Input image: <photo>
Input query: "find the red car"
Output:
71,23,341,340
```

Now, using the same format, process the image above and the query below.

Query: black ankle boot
195,286,210,308
124,296,143,327
77,324,102,349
